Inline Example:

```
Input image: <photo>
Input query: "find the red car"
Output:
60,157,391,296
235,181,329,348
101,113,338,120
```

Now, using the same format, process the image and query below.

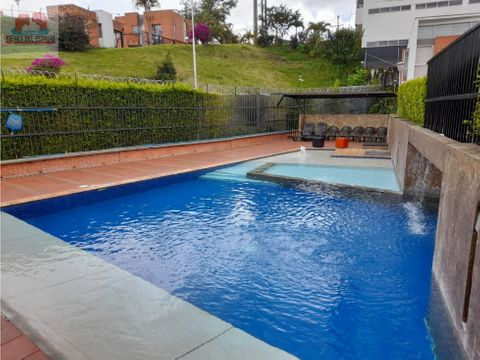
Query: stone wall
388,116,480,360
299,114,389,132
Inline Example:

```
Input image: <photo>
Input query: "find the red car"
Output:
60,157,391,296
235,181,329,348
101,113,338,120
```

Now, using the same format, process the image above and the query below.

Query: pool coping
0,211,298,360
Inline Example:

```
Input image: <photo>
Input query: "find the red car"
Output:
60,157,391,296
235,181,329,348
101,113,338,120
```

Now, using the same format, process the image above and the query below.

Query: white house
94,10,116,48
356,0,480,82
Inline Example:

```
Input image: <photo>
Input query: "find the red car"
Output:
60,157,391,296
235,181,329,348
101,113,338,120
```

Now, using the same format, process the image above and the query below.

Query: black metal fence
0,70,390,160
424,24,480,144
0,85,299,160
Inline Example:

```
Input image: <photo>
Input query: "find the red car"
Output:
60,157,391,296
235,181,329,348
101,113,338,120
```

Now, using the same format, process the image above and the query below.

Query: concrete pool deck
0,212,297,360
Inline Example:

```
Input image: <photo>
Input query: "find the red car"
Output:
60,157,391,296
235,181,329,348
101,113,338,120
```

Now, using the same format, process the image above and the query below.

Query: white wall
95,10,115,48
358,0,480,46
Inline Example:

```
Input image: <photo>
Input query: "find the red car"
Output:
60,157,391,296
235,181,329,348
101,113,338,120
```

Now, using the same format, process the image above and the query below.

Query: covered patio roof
274,91,397,112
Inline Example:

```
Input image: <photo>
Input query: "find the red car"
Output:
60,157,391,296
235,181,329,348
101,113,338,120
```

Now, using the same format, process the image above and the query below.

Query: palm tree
306,21,330,39
133,0,160,45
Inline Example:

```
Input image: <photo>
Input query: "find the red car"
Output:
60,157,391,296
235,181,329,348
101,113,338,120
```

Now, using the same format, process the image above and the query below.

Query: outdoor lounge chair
373,127,387,142
325,126,339,140
339,126,352,138
362,127,376,142
349,126,364,142
313,122,327,137
300,123,315,140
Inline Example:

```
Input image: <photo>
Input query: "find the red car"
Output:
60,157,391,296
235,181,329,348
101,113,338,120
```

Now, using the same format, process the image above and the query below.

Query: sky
1,0,356,36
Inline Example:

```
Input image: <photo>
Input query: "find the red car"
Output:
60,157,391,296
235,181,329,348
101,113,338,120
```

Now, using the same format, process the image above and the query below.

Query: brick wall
434,36,459,55
47,4,100,47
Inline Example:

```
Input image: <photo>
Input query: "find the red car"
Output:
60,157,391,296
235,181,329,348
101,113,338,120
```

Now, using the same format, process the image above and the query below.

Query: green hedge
0,75,227,159
397,76,427,125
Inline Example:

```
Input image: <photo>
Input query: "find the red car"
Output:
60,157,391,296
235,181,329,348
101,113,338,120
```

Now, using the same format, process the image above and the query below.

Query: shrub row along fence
0,75,299,160
424,24,480,144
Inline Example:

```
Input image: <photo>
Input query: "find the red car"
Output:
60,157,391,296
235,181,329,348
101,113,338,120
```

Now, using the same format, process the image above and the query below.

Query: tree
324,27,362,66
259,4,302,45
304,21,330,57
58,15,90,51
180,0,238,43
156,52,177,81
260,4,293,44
133,0,160,45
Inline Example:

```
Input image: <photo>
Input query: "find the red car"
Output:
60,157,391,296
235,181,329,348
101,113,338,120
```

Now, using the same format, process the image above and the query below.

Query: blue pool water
5,163,437,359
264,163,401,192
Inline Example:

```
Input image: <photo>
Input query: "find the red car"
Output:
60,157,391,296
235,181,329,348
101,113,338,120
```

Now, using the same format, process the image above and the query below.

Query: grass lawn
1,44,354,88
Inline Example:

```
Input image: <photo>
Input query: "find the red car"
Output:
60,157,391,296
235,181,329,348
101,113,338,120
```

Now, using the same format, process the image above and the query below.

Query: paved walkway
1,138,360,207
1,315,49,360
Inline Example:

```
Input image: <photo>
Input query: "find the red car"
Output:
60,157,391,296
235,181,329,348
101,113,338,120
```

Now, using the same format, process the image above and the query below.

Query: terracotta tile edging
0,148,298,207
0,132,290,179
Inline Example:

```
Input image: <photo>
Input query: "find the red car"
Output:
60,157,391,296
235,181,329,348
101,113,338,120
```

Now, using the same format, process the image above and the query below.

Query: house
355,0,480,82
46,4,103,48
114,10,186,47
46,5,186,49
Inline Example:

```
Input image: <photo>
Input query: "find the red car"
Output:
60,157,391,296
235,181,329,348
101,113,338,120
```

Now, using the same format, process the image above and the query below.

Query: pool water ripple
11,168,437,360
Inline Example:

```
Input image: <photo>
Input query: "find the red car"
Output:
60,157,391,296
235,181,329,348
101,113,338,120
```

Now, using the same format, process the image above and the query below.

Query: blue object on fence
6,113,24,133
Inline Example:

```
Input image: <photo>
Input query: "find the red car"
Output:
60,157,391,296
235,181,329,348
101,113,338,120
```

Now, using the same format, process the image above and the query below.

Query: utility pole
336,15,340,32
253,0,258,44
191,0,198,89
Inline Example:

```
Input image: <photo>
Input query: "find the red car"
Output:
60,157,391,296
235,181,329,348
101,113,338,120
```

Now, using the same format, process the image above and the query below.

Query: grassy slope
1,44,352,88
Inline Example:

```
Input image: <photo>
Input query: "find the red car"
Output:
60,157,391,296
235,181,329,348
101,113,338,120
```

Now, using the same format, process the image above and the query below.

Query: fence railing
424,24,480,144
0,69,389,159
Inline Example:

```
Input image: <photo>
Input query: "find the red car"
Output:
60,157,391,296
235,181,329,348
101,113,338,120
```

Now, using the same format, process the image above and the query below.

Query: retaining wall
388,116,480,360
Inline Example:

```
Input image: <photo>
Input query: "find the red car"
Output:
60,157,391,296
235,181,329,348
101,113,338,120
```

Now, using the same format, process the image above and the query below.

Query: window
98,23,103,38
418,25,434,39
437,1,449,6
132,25,140,33
416,3,426,8
470,0,480,3
357,0,364,8
153,24,163,35
427,2,437,7
369,5,411,13
448,0,462,4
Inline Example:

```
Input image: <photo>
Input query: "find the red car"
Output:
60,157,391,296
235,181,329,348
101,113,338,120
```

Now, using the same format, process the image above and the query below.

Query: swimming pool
5,163,437,359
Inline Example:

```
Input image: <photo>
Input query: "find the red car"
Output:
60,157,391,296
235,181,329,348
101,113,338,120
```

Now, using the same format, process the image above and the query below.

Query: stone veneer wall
389,116,480,360
299,114,389,132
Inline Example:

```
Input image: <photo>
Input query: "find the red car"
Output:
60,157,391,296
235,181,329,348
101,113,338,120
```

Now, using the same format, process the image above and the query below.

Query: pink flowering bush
188,23,212,44
27,54,66,76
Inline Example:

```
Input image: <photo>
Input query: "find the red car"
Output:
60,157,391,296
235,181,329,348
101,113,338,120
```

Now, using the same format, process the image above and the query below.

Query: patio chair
300,123,315,140
349,126,364,142
362,127,376,142
373,127,388,142
325,126,339,140
313,122,327,137
339,126,352,138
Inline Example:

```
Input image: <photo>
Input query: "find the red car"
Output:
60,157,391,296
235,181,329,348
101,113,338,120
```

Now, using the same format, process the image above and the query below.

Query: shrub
58,15,90,52
346,68,369,86
369,98,397,114
397,77,427,125
189,23,212,44
26,54,65,75
0,76,226,159
156,52,177,81
324,28,362,66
